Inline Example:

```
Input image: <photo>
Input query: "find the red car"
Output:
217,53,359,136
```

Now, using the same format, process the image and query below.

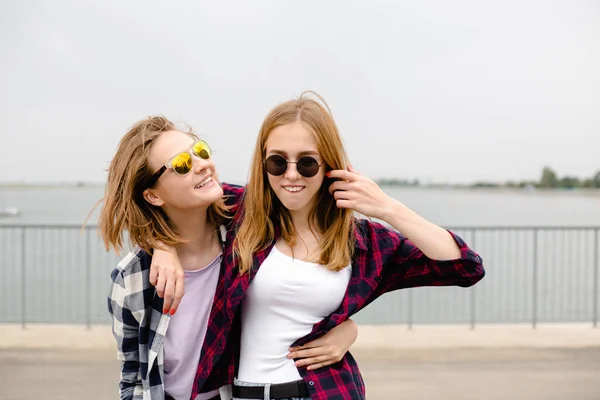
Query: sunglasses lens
171,152,192,175
193,141,211,159
265,155,288,176
297,157,320,177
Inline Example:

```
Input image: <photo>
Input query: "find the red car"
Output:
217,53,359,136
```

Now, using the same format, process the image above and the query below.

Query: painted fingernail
163,308,168,314
170,309,176,315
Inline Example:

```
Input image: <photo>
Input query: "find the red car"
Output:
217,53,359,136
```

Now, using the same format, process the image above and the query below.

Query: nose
283,161,301,181
193,156,212,174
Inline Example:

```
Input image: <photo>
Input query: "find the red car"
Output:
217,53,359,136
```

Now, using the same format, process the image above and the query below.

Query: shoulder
108,247,154,316
221,182,245,205
110,247,152,288
353,217,403,251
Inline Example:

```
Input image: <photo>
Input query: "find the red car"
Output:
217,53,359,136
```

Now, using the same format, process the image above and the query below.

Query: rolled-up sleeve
361,220,485,294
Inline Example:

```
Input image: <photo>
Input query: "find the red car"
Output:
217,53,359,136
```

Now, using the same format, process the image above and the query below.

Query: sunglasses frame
145,140,211,188
264,154,324,178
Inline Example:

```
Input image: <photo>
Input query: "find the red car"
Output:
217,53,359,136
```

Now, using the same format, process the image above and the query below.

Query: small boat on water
0,208,20,217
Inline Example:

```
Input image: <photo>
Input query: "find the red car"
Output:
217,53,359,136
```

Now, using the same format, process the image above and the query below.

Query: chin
194,184,223,204
207,184,224,201
276,194,312,212
280,201,305,212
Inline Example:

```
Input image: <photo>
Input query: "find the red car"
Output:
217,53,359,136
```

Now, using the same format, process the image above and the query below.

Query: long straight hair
234,91,355,274
97,116,229,254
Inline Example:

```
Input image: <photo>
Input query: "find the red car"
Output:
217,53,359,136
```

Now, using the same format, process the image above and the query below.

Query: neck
288,204,319,236
283,204,324,262
164,206,218,262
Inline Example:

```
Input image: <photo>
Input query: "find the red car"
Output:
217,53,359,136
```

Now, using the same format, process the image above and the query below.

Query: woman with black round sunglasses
151,91,485,400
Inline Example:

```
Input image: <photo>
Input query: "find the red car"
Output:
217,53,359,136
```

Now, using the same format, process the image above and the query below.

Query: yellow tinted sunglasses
145,140,212,188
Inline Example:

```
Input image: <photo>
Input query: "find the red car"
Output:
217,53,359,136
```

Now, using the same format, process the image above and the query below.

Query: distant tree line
376,178,420,187
536,167,600,189
377,167,600,189
469,167,600,189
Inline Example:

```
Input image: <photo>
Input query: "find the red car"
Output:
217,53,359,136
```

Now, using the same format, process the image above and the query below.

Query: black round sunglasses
264,154,323,178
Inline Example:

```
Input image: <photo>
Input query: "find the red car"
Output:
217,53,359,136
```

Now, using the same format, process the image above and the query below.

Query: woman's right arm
150,246,184,314
108,268,144,400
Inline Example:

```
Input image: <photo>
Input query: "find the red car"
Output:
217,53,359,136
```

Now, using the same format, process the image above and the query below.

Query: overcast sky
0,0,598,185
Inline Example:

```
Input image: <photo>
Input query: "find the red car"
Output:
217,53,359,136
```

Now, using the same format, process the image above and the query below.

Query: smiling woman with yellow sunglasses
98,116,358,400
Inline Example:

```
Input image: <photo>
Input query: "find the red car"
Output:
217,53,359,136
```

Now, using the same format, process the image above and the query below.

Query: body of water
1,185,599,227
0,185,598,326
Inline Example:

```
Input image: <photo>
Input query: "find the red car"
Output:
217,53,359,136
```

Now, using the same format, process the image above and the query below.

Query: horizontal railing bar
445,226,600,231
0,224,97,229
1,224,600,230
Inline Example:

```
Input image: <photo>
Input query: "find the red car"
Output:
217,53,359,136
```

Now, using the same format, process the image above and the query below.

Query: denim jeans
232,378,311,400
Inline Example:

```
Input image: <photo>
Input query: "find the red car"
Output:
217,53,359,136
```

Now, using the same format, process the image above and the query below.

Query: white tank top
238,245,352,383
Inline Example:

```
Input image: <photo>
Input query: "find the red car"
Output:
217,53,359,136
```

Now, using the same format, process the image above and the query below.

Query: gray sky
0,0,598,185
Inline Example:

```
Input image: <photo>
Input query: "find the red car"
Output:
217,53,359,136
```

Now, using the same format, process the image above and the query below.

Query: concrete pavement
1,323,598,399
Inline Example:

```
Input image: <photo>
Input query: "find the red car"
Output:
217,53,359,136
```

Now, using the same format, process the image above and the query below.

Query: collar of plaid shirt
190,183,484,400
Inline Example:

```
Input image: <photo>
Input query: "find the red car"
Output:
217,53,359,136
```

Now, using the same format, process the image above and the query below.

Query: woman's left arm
375,197,462,260
287,319,358,371
328,166,463,260
327,166,480,261
327,166,484,289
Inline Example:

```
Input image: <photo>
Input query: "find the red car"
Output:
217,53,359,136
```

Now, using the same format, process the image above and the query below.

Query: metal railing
0,224,598,329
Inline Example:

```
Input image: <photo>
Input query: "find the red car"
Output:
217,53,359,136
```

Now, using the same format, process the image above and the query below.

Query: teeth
196,177,212,188
284,186,303,192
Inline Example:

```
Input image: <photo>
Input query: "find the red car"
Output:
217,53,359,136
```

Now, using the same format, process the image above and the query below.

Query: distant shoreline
378,183,600,191
376,185,600,196
1,182,599,195
0,183,105,189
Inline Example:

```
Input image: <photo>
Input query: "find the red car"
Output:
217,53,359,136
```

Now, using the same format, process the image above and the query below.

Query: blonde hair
233,91,355,274
97,115,229,254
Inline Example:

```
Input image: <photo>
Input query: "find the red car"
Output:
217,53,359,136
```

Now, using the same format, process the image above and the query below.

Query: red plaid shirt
191,183,485,400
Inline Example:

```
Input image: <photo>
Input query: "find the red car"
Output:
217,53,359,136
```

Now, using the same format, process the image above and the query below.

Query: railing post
470,229,477,330
86,228,91,330
594,228,598,328
21,228,26,329
407,289,413,330
532,228,538,329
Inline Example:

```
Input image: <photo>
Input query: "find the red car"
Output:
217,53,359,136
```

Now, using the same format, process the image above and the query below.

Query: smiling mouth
283,186,304,193
195,176,213,189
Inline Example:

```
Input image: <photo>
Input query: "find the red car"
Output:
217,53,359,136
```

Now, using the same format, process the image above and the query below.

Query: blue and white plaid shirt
107,227,231,400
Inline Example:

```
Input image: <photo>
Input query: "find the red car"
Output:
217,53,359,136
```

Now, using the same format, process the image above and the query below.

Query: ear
143,188,165,207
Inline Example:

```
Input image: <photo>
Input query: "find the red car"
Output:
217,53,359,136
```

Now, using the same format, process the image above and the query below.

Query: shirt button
308,381,315,386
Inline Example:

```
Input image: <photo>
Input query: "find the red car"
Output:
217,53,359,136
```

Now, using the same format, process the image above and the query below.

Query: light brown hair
233,91,355,274
97,116,229,254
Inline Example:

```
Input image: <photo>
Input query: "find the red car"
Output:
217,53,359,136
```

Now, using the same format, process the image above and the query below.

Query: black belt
165,394,220,400
232,379,309,399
